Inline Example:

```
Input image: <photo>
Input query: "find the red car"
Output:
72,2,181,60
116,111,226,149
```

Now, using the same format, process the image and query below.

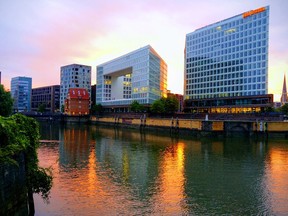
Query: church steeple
281,74,287,104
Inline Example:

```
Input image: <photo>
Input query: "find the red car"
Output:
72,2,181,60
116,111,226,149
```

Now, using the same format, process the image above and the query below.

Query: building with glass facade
31,85,60,113
60,64,91,110
96,45,167,111
184,6,273,113
10,76,32,112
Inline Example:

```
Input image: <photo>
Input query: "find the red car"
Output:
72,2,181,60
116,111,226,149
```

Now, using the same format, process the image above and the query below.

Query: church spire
281,74,287,104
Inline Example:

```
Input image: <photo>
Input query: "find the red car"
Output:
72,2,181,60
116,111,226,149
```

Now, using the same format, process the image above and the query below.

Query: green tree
0,85,13,116
163,96,179,114
61,105,65,113
151,97,179,114
130,100,144,112
38,103,46,113
151,99,165,113
280,103,288,114
91,103,103,114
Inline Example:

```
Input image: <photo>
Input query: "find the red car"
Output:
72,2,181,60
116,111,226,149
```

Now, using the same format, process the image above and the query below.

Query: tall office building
60,64,91,110
96,45,167,111
184,6,273,113
32,85,60,113
10,76,32,112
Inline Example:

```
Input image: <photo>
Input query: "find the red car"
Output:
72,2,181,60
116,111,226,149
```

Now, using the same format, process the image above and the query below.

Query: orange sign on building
243,7,266,18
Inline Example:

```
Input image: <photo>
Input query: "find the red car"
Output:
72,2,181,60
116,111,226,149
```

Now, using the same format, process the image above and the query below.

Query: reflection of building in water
95,131,160,199
183,139,268,214
265,142,288,213
152,142,187,213
39,123,60,140
59,125,91,168
94,128,189,212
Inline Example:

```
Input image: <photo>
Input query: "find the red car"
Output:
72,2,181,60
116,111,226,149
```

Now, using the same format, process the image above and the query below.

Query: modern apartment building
184,6,273,113
60,64,91,110
10,76,32,112
96,45,167,111
31,85,60,113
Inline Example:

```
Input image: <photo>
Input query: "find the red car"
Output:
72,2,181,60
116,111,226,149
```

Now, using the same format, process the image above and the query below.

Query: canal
34,122,288,215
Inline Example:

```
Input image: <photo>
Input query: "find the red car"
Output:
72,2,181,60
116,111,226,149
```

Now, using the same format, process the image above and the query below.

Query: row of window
187,39,267,55
188,27,267,47
188,47,267,59
187,81,265,91
187,11,268,40
189,90,267,99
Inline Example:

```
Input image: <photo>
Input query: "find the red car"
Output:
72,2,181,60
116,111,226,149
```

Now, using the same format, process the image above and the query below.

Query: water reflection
265,142,288,215
34,123,288,215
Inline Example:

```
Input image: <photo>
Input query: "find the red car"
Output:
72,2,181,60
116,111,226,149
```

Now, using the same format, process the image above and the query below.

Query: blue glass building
10,76,32,112
184,6,273,113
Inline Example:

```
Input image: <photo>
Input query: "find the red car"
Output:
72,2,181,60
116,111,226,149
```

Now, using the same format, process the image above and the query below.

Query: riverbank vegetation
0,85,13,116
0,113,53,214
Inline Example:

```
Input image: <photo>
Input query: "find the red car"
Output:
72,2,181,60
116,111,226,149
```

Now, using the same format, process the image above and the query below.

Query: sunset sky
1,0,288,101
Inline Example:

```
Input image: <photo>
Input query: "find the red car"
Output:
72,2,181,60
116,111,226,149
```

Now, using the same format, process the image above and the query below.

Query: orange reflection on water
265,145,288,214
153,142,187,213
87,147,98,193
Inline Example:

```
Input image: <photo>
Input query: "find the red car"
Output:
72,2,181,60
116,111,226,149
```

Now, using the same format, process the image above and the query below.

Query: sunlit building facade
184,6,273,113
60,64,91,110
10,76,32,112
96,45,167,111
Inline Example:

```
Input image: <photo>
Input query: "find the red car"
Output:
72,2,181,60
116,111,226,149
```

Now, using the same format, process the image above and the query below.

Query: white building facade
60,64,91,109
96,45,167,110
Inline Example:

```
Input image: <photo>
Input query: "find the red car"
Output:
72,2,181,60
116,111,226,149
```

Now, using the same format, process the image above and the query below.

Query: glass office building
184,6,273,113
10,76,32,112
96,45,167,111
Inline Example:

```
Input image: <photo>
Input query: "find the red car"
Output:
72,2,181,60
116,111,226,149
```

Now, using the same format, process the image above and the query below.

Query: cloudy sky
1,0,288,101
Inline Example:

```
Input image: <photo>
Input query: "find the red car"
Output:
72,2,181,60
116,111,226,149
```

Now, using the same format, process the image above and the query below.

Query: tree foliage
151,96,179,114
0,85,13,117
130,100,145,112
0,114,53,202
37,103,46,113
151,99,165,113
280,103,288,114
163,96,179,114
91,103,103,115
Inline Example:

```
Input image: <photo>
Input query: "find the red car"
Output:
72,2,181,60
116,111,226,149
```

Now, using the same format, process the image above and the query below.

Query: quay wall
90,116,288,137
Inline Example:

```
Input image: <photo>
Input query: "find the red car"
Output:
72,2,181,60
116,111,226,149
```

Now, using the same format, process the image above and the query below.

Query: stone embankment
90,114,288,138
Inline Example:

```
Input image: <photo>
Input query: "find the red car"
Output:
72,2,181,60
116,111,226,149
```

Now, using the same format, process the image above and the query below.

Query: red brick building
65,88,90,116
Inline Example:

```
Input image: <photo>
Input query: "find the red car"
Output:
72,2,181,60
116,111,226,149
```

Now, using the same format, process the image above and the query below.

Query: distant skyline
1,0,288,101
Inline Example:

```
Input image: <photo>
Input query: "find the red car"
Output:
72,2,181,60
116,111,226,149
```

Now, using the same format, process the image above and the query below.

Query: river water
34,123,288,215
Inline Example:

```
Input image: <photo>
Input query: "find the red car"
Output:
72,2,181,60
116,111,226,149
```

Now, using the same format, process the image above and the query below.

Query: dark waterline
34,123,288,215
